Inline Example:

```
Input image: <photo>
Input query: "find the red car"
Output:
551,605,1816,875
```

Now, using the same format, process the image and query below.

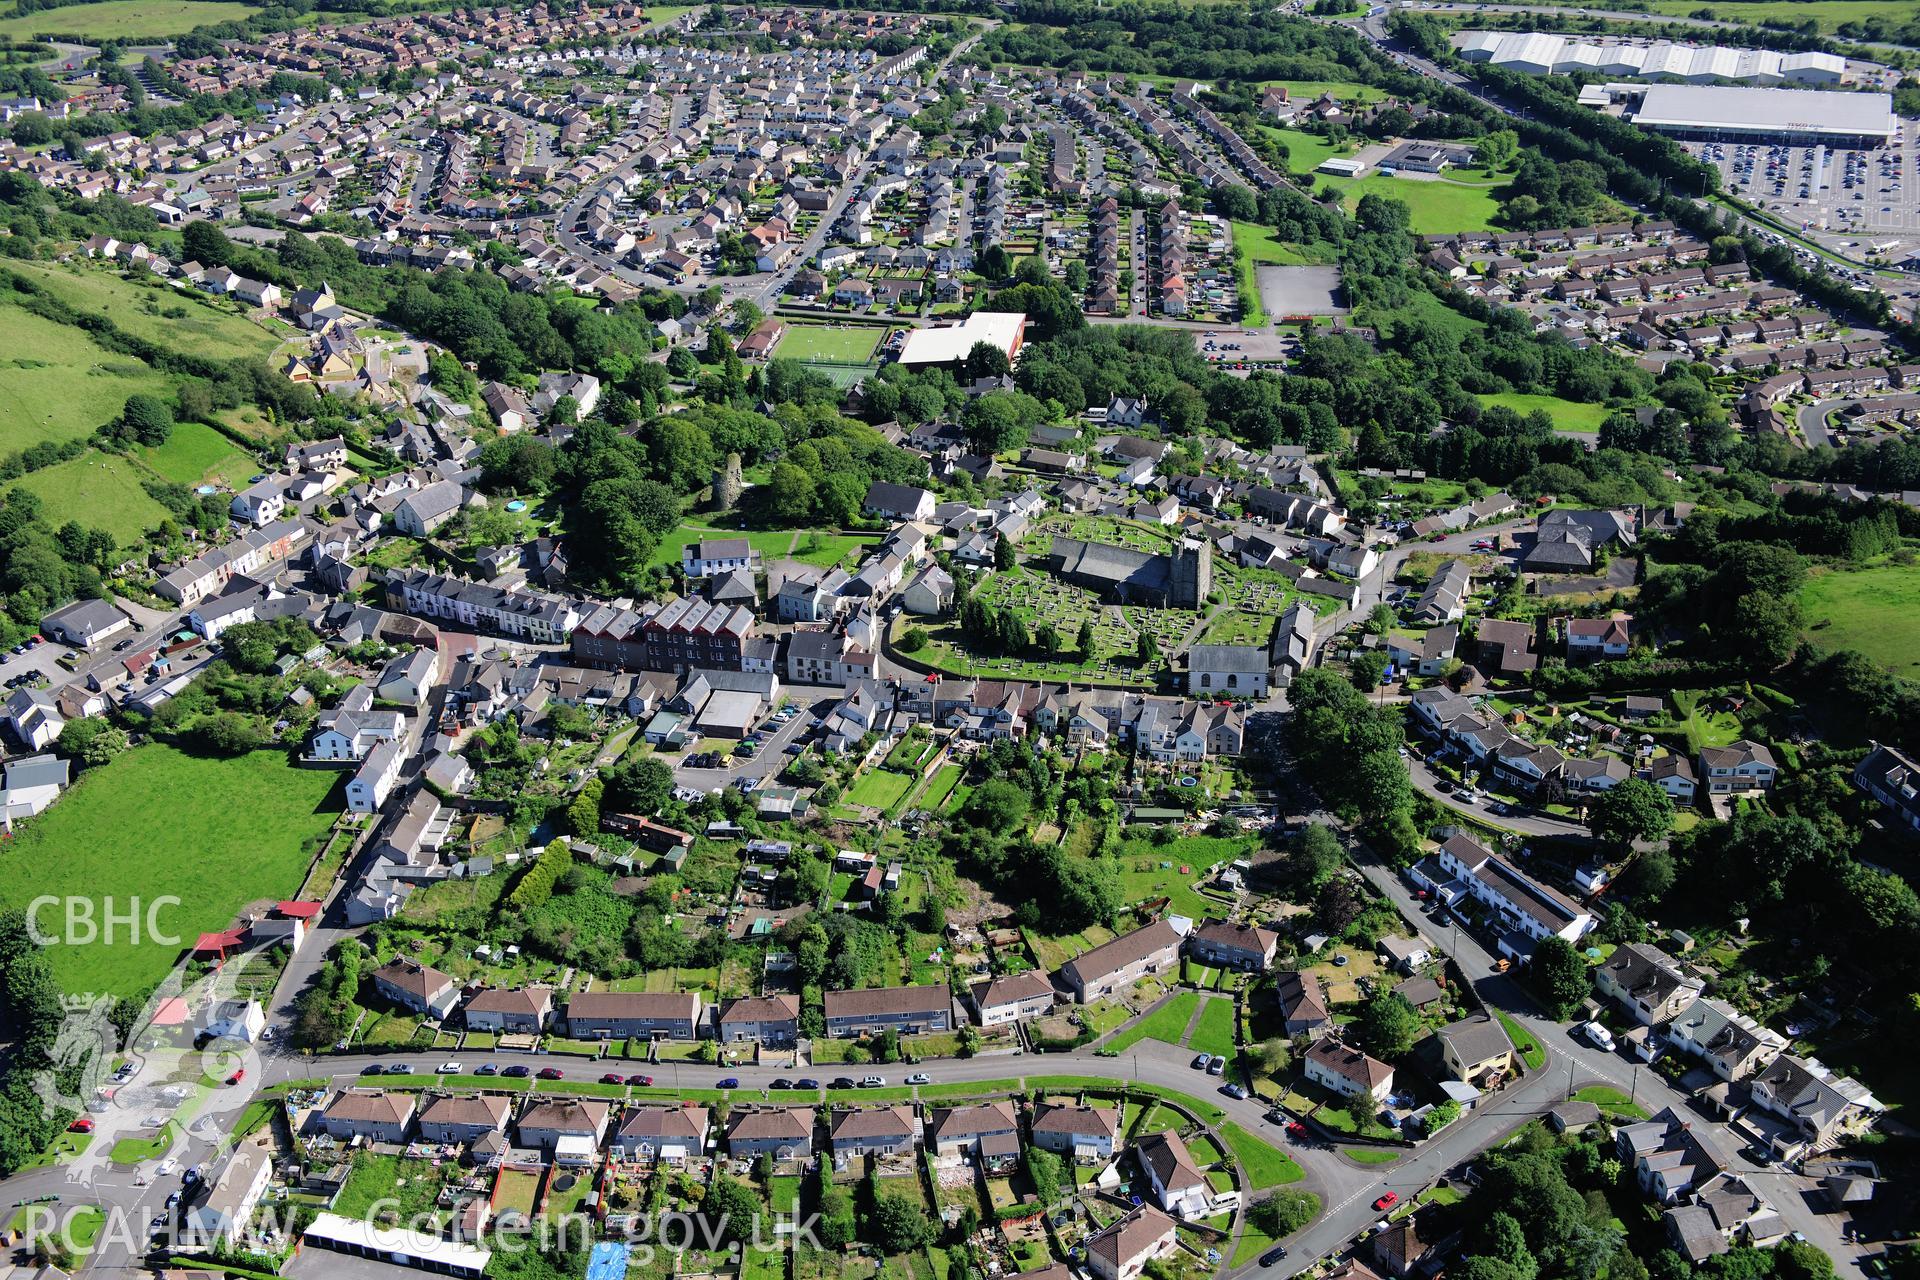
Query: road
1404,750,1589,839
1797,397,1849,448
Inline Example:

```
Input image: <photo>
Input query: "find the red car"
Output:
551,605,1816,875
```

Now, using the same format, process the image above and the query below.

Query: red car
537,1067,565,1080
1374,1192,1398,1211
68,1117,95,1133
1286,1121,1308,1139
226,1069,245,1086
626,1074,654,1086
600,1073,625,1084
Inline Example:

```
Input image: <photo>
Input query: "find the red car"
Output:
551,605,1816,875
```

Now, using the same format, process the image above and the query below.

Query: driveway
669,691,839,790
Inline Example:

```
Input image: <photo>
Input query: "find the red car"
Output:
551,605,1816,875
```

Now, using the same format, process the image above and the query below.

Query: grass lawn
1475,391,1611,434
0,303,174,454
917,764,965,812
1801,565,1920,674
845,769,914,811
1188,997,1238,1059
1219,1122,1304,1188
1641,0,1918,31
645,3,705,25
109,1123,177,1165
788,531,880,569
18,451,176,545
1495,1010,1546,1071
1114,835,1253,918
5,261,282,358
1313,173,1507,235
1233,220,1316,267
0,0,259,39
138,421,260,489
1259,79,1386,103
1345,1147,1401,1165
1256,126,1354,175
0,745,340,995
1574,1085,1650,1120
774,323,885,364
1108,991,1200,1053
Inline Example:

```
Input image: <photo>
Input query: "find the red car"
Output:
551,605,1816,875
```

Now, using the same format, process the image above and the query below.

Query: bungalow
1136,1130,1211,1218
1186,920,1277,972
1700,740,1776,795
727,1107,814,1159
566,991,704,1040
322,1090,418,1144
612,1106,711,1163
1059,920,1183,1002
1086,1205,1178,1280
1031,1103,1122,1162
1275,971,1332,1037
462,986,555,1035
1303,1035,1395,1102
927,1101,1020,1158
967,970,1057,1026
829,1105,918,1157
717,993,802,1046
40,597,131,650
372,959,460,1019
418,1094,512,1145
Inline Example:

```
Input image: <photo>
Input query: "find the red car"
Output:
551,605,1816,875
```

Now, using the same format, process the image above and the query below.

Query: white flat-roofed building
1627,85,1896,147
897,311,1027,370
303,1211,491,1279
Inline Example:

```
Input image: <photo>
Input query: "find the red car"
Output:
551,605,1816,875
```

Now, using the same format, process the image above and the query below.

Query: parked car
796,1078,821,1090
1207,1056,1226,1075
830,1077,857,1090
627,1074,654,1086
717,1077,740,1089
502,1065,531,1077
387,1063,410,1074
536,1067,565,1080
1261,1247,1290,1267
859,1075,886,1088
906,1073,930,1085
1583,1022,1616,1052
1374,1192,1398,1211
475,1064,499,1076
770,1078,795,1090
1192,1053,1212,1070
437,1061,462,1074
360,1064,386,1076
67,1117,94,1133
225,1069,245,1085
600,1073,625,1084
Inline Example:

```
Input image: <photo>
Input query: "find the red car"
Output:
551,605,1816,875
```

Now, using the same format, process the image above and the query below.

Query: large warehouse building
1456,30,1852,86
896,310,1028,371
1617,84,1897,147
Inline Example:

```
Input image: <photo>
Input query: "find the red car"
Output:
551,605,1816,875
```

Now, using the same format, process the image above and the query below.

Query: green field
1494,1010,1545,1072
1108,991,1201,1053
18,452,177,544
0,304,174,454
138,421,260,489
0,746,341,995
1475,391,1611,434
1640,0,1918,32
1219,1122,1305,1188
0,0,258,39
6,261,283,358
1256,126,1354,176
1314,173,1508,235
1260,79,1387,104
1802,565,1920,673
775,323,885,364
1188,997,1238,1059
844,769,914,812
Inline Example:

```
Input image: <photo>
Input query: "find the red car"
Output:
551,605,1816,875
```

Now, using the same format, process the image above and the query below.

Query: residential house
1433,1017,1515,1084
517,1099,613,1158
1595,944,1703,1026
1748,1055,1881,1150
1854,742,1920,832
726,1107,814,1159
1031,1103,1122,1162
565,992,704,1040
462,987,555,1035
231,477,287,526
1664,998,1787,1082
1618,1107,1724,1203
1136,1130,1211,1218
1700,740,1777,795
612,1106,711,1163
1303,1035,1395,1102
1086,1205,1178,1280
1275,971,1332,1037
821,985,952,1038
927,1101,1020,1158
966,971,1057,1027
372,959,460,1018
1186,644,1271,697
322,1090,418,1144
717,994,802,1046
375,647,440,706
1187,920,1278,971
863,481,936,522
186,1142,273,1243
345,740,404,813
1058,920,1183,1002
1567,615,1632,660
418,1095,512,1145
829,1106,918,1157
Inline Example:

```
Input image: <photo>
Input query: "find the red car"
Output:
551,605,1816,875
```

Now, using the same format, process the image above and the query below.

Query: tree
121,393,174,446
1076,619,1095,657
1024,1148,1062,1203
818,1181,855,1249
900,627,929,652
1249,1191,1316,1238
1136,631,1159,666
182,219,233,267
1477,129,1520,171
1251,1037,1292,1076
1530,936,1590,1019
964,779,1030,832
1035,623,1061,657
192,712,270,755
993,532,1015,570
1588,779,1673,852
1287,823,1344,895
603,756,673,815
566,778,604,838
55,717,128,767
767,461,818,524
866,1194,934,1253
1618,848,1675,903
704,1177,763,1245
1212,183,1257,221
965,340,1011,380
1355,991,1420,1060
1350,650,1389,691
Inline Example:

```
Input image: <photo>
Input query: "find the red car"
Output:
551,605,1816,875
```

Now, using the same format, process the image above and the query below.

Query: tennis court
589,1242,631,1280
